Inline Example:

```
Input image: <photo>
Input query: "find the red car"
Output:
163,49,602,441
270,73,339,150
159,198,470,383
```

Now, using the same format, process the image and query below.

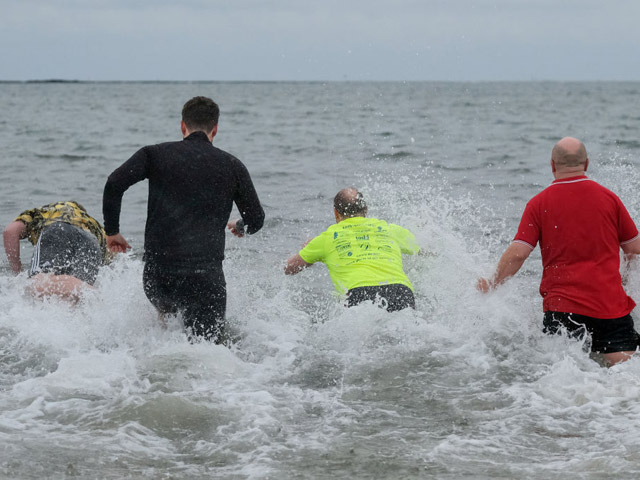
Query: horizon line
1,78,640,84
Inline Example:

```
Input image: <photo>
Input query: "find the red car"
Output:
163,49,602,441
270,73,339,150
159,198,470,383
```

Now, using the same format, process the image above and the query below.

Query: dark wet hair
334,188,367,217
182,96,220,133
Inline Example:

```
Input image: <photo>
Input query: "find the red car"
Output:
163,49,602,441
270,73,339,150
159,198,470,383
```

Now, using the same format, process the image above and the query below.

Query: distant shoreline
1,79,639,85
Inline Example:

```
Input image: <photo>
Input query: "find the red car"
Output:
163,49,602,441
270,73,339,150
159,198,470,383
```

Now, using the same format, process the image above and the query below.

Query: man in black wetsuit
102,96,265,343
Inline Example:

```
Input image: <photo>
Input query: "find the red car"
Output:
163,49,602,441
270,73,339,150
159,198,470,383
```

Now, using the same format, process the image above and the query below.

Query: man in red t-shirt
478,137,640,366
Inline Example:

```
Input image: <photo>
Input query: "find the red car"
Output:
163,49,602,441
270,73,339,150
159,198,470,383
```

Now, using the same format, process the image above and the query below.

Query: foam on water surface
2,81,640,478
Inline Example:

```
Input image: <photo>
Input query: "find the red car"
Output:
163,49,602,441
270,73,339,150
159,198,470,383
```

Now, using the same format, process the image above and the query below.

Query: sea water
1,81,640,479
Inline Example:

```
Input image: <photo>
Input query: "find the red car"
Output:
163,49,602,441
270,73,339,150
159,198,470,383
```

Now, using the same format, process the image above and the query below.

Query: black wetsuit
103,131,264,342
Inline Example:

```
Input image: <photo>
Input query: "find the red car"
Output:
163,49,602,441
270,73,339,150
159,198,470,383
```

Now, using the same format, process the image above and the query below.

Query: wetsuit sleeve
299,234,325,264
233,161,265,235
513,201,539,250
617,198,639,244
102,147,150,236
389,224,420,255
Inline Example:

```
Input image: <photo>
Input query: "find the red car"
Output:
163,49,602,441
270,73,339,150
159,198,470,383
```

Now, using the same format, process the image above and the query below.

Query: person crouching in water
285,187,420,311
3,201,108,303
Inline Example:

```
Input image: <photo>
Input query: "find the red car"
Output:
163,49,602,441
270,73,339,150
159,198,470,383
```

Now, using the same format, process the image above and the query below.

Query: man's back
102,96,265,343
515,175,637,317
299,217,419,293
477,137,640,366
103,131,264,266
16,201,107,257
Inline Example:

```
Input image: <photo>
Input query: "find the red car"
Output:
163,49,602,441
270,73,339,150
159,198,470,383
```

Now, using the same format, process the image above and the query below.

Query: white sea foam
2,81,640,478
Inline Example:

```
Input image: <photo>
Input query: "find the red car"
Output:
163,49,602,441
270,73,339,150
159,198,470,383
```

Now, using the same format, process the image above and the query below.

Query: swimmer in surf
103,96,265,343
478,137,640,366
285,187,420,312
3,201,108,303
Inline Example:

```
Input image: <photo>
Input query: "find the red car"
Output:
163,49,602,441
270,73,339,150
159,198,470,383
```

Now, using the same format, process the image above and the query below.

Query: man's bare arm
621,237,640,257
3,221,27,274
284,253,312,275
477,241,533,292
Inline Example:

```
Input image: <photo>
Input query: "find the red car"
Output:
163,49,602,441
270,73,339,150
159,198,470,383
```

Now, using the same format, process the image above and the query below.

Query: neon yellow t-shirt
299,216,420,294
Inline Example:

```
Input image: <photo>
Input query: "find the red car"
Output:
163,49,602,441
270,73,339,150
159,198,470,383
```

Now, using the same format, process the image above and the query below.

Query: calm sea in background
2,81,640,479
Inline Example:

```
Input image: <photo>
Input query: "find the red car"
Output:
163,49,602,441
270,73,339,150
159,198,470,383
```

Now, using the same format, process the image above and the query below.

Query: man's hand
476,277,494,293
106,233,131,253
227,219,245,238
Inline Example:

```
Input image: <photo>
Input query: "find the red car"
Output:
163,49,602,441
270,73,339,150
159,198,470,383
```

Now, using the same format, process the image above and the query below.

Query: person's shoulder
14,211,34,224
149,139,183,151
524,183,556,206
589,179,622,197
307,224,337,244
595,183,631,210
371,217,405,230
384,220,416,236
17,201,57,218
372,217,394,227
211,145,243,164
562,178,626,204
325,222,343,233
67,200,87,211
125,143,163,162
301,228,329,250
212,147,256,177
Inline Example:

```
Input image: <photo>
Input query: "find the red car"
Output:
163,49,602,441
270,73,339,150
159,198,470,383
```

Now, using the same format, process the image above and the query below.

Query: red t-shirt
514,175,639,318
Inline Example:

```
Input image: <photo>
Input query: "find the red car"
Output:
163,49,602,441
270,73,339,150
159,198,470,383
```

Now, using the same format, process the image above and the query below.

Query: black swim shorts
29,222,102,285
346,284,415,312
143,261,227,343
543,311,640,353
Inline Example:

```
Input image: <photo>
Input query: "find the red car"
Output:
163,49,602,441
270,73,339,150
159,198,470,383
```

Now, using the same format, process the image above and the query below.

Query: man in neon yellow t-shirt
285,187,420,311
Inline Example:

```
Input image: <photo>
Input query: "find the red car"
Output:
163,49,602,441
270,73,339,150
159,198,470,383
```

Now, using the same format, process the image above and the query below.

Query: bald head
333,187,367,218
551,137,588,168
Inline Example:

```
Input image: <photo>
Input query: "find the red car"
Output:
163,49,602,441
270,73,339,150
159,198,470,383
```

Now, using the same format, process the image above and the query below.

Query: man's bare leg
26,273,93,304
600,350,636,367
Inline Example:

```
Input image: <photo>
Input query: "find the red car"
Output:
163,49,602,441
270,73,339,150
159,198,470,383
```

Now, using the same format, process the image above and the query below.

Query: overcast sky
1,0,639,82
